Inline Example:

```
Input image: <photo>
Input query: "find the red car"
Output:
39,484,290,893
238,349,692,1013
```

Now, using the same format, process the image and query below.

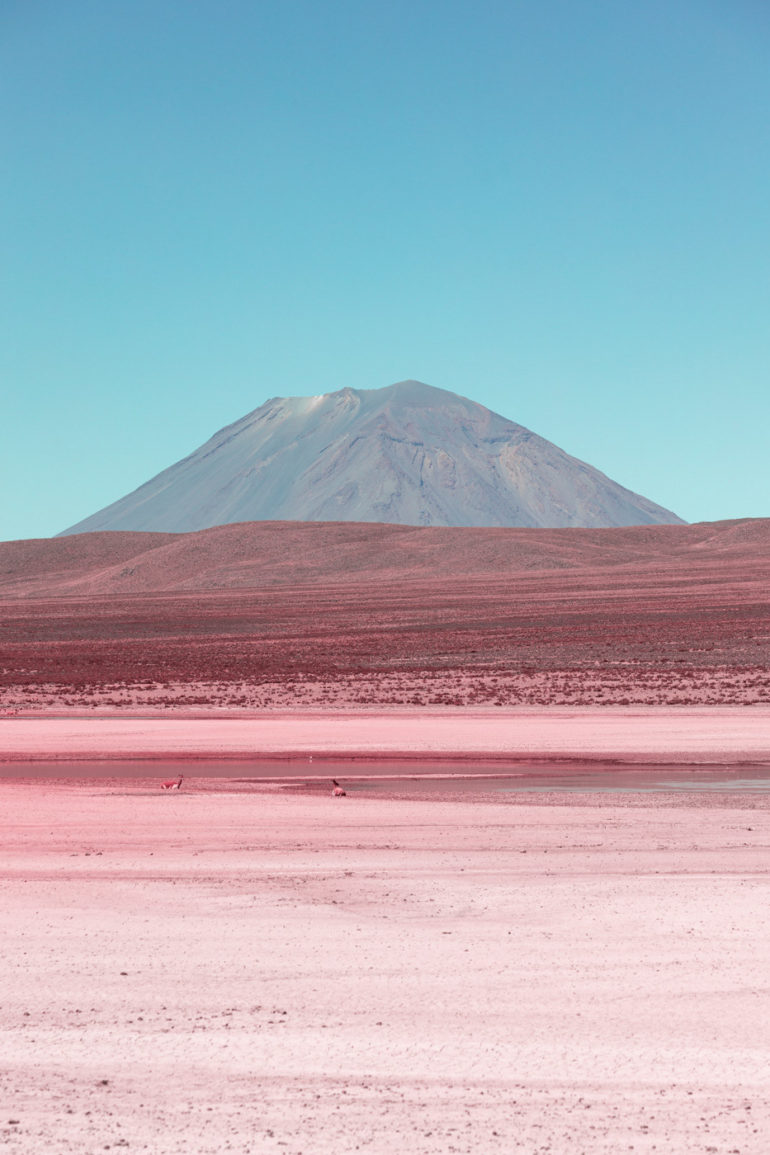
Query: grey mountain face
60,380,684,534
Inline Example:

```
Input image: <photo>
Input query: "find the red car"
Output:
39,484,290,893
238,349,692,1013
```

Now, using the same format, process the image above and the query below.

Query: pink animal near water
332,778,346,797
161,775,183,791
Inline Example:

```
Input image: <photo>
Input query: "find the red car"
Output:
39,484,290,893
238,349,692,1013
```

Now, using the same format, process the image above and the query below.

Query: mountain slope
6,518,767,599
60,380,683,533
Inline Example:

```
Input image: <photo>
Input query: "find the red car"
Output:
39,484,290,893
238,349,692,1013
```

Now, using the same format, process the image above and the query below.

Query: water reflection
1,758,769,794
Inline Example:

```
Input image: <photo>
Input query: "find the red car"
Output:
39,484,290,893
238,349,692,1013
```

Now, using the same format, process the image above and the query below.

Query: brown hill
1,519,769,710
2,518,769,599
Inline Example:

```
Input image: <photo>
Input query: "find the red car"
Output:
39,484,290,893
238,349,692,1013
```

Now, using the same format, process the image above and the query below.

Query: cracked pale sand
2,752,769,1154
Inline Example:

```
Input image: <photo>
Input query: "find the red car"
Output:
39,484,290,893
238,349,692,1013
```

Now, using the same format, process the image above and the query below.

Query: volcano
60,380,683,533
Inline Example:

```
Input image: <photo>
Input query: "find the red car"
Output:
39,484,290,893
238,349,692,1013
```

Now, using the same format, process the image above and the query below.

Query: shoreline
4,752,770,769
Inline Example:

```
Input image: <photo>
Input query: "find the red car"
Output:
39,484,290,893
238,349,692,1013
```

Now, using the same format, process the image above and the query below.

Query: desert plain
2,773,770,1155
1,519,769,1153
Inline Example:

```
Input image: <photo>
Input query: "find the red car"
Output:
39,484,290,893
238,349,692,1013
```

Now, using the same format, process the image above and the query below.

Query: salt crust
2,705,770,762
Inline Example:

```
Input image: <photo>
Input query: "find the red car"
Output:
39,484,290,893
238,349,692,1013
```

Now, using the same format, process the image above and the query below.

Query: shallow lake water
2,758,770,793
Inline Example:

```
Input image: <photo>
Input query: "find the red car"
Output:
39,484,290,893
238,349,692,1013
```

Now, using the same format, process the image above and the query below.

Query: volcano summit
61,380,683,533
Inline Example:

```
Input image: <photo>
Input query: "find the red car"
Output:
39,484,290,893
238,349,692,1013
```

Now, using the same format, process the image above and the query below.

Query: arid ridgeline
1,518,769,709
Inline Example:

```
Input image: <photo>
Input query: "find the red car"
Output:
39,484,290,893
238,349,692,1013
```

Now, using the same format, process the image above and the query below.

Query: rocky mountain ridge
60,380,683,533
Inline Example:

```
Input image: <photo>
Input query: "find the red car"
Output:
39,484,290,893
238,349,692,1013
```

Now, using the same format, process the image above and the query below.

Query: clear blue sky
2,0,768,540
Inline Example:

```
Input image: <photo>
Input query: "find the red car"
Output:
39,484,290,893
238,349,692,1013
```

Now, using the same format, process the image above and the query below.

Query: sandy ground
1,778,769,1154
2,706,770,763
